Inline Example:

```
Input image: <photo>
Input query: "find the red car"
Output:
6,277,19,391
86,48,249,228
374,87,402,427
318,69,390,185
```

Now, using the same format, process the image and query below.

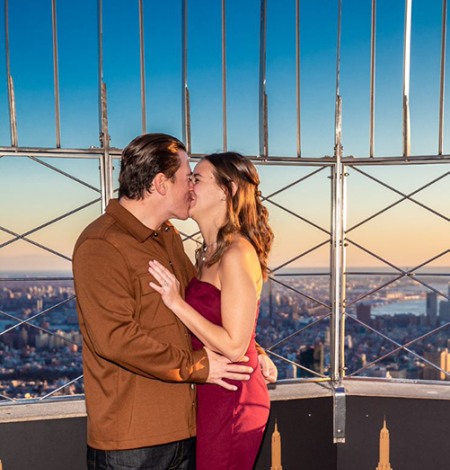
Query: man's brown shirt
73,199,209,450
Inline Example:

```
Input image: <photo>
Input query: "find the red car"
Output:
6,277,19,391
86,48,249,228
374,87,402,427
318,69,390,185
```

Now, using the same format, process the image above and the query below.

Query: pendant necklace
202,241,217,262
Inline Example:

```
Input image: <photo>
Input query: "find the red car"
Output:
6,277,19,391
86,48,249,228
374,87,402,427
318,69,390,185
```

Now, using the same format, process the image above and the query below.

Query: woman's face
189,159,226,221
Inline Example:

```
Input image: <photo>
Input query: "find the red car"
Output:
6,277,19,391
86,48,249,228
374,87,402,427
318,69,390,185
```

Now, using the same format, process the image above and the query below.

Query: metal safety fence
1,0,450,444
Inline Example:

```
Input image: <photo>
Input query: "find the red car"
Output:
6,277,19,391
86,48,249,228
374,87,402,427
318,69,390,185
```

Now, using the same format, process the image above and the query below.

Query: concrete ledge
0,398,86,423
2,378,450,424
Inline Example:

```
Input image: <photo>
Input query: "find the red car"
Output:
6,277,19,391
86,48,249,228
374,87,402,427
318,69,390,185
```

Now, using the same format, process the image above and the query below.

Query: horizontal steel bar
344,375,450,386
2,148,450,166
273,272,331,277
345,271,450,277
0,277,73,282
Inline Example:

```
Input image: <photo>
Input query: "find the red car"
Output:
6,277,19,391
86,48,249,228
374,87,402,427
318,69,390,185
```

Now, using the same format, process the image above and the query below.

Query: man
73,133,277,469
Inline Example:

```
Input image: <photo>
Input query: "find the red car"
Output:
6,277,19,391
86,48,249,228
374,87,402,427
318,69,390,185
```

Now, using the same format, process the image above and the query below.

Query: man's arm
73,238,209,383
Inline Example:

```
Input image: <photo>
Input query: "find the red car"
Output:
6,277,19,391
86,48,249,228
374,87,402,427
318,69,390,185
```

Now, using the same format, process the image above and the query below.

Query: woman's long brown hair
195,152,274,281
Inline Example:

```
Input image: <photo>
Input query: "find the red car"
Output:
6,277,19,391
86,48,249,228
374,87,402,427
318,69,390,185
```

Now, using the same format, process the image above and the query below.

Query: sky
0,0,449,272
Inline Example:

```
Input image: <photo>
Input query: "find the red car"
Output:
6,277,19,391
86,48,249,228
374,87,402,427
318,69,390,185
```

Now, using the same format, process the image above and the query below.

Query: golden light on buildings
271,420,283,470
376,416,393,470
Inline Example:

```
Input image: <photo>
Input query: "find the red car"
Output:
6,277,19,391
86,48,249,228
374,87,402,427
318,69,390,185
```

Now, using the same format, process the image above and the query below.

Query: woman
148,152,274,470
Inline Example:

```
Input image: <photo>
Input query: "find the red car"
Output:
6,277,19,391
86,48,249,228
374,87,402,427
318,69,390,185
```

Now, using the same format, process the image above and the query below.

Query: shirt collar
106,199,171,243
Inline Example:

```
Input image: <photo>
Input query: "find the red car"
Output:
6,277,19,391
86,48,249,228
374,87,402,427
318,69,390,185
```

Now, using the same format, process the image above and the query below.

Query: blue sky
0,0,449,271
1,0,450,155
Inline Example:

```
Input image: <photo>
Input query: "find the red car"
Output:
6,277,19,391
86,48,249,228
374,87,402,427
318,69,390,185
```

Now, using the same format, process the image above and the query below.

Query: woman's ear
230,181,238,197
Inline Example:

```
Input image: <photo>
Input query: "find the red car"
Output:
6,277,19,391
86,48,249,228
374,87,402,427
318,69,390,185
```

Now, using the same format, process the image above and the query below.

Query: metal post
4,0,18,147
369,0,376,158
331,0,346,443
139,0,147,134
98,0,112,212
222,0,227,152
296,0,301,157
258,0,268,157
402,0,412,157
439,0,447,155
181,0,191,153
51,0,61,148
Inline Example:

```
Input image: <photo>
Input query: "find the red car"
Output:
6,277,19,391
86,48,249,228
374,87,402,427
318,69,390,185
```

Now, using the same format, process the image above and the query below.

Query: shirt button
164,226,170,232
191,384,195,390
153,232,158,237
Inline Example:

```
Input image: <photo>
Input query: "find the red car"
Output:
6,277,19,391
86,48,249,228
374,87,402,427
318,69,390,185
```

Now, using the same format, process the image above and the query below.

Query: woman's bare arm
148,243,260,362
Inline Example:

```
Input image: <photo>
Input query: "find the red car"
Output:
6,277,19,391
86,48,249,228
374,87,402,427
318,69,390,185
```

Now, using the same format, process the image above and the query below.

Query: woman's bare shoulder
220,236,260,278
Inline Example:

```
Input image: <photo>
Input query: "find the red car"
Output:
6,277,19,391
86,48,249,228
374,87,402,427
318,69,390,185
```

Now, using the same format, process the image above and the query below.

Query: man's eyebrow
192,172,203,178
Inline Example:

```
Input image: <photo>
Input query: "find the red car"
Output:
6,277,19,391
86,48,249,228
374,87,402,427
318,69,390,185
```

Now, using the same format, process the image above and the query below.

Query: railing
1,0,450,445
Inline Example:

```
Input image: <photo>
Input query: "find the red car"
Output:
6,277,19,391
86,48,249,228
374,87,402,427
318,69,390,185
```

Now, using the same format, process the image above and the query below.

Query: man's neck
119,197,167,231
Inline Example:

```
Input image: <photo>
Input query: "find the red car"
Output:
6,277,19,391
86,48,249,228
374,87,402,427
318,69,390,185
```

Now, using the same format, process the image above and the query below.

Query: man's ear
230,181,238,197
153,173,168,196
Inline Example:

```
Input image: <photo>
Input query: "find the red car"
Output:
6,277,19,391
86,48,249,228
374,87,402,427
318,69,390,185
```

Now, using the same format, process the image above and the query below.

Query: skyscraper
356,303,372,326
376,417,393,470
427,292,438,328
439,283,450,323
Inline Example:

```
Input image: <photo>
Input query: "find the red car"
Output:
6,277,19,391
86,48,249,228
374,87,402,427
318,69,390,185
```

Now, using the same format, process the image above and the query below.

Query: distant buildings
438,283,450,324
423,348,450,381
356,303,372,326
426,292,438,328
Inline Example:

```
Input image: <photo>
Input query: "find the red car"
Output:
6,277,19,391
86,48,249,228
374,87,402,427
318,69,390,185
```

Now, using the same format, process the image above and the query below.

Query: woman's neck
196,217,223,247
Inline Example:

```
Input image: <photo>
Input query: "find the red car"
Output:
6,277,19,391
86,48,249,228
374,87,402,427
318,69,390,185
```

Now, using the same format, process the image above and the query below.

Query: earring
221,196,226,201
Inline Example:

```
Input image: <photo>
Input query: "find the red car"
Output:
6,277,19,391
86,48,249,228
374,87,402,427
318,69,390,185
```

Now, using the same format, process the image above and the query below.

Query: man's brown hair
119,133,187,200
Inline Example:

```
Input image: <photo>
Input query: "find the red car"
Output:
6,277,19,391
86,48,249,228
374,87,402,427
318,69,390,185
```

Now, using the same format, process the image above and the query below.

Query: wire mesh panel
1,0,450,410
344,162,450,381
0,154,102,401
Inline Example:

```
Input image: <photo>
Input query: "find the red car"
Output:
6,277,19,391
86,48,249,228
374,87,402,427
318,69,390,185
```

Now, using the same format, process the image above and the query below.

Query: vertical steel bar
402,0,412,157
439,0,447,155
369,0,376,158
258,0,268,157
4,0,18,147
139,0,147,134
332,0,346,443
97,0,104,136
296,0,301,157
97,0,112,212
181,0,191,153
222,0,227,152
51,0,61,148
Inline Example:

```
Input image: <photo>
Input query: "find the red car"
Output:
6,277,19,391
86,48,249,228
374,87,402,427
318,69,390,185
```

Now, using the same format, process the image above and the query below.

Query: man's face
166,151,194,220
